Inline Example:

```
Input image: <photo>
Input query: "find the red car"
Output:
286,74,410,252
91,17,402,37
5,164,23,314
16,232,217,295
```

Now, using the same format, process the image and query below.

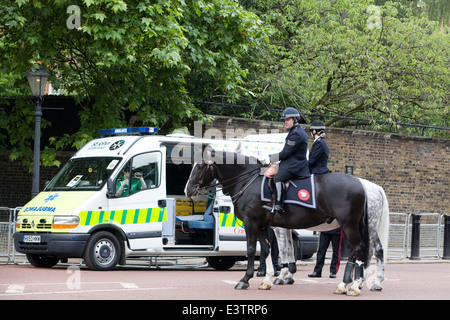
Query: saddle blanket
261,174,317,210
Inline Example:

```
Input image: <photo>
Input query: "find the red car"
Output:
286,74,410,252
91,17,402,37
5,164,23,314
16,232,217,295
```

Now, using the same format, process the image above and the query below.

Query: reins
197,164,263,203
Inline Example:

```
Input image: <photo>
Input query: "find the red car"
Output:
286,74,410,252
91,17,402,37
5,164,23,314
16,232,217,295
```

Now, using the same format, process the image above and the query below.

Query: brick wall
1,115,449,218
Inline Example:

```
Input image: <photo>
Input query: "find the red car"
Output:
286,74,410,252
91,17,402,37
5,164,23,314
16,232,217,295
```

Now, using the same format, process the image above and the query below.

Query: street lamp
26,64,50,198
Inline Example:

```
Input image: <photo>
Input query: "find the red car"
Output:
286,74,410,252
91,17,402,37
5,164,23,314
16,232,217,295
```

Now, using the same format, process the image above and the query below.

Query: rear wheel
207,256,237,270
83,231,121,271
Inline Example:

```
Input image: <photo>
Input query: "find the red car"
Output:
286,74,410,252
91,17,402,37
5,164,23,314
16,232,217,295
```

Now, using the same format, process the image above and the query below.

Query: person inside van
116,168,147,196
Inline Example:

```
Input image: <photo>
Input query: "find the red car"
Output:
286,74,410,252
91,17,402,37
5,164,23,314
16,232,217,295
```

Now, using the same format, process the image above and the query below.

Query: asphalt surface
1,259,449,301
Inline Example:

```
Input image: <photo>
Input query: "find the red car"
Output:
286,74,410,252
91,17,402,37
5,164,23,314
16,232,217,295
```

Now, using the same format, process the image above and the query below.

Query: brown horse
185,146,370,295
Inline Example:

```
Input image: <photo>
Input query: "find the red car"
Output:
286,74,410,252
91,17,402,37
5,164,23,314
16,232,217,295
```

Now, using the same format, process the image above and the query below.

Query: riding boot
262,181,285,216
272,182,285,216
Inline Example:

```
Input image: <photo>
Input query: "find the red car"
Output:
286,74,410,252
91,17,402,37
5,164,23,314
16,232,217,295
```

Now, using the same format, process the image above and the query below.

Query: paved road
1,260,449,302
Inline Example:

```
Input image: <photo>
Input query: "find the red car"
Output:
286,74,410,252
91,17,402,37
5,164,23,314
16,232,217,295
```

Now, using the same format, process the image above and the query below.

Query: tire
26,254,59,268
83,231,121,271
207,256,237,270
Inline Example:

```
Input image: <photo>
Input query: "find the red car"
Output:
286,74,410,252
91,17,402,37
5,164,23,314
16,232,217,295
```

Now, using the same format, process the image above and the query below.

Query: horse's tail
377,187,390,264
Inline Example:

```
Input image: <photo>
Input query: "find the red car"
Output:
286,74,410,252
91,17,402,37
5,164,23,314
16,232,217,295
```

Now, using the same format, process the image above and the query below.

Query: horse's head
184,146,217,198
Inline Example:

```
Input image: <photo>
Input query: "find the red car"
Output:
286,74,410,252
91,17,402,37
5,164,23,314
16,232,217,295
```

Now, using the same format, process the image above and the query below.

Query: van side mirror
107,178,116,198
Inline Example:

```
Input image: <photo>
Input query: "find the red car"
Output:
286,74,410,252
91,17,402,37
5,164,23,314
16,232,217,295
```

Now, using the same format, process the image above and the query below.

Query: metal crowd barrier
388,212,448,260
0,207,23,264
387,212,409,259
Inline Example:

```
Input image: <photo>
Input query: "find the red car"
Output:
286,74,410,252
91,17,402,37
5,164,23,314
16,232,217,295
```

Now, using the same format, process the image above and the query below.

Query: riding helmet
280,107,300,122
310,120,326,132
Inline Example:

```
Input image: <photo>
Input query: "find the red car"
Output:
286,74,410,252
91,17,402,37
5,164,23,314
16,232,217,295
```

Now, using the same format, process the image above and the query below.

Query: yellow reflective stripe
79,207,167,226
125,210,134,225
149,207,158,223
220,213,243,227
137,208,147,224
79,211,89,225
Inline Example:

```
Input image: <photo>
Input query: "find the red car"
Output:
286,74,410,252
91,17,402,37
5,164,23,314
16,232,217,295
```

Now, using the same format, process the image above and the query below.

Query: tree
0,0,267,169
238,0,449,136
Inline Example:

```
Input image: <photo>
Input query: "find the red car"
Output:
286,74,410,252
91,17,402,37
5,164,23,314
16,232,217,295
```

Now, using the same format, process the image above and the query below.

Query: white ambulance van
14,127,318,271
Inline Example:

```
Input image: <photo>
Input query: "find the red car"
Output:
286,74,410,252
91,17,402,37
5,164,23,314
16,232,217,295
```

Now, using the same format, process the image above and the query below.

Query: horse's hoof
258,281,272,290
284,277,295,285
273,278,285,285
333,284,347,295
333,288,347,294
346,288,360,296
234,281,249,290
370,284,383,291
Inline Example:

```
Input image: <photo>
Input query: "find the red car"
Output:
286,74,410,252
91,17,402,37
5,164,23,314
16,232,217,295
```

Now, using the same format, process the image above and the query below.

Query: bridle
192,162,263,203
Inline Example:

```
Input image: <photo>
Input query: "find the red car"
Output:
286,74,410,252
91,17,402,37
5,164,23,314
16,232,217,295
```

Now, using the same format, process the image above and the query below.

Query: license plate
23,235,41,243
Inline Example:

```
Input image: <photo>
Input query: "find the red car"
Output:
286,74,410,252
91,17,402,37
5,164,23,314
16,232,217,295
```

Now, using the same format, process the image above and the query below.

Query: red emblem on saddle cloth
298,189,310,201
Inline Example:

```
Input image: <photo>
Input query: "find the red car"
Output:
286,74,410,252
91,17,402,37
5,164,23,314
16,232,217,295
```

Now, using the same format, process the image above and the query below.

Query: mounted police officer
263,107,310,216
308,120,331,175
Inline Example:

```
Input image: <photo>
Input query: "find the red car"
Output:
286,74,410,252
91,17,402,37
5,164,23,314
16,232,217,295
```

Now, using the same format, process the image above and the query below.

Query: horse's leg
235,223,258,290
347,259,364,296
345,235,366,296
334,228,366,296
283,228,296,285
370,235,385,291
272,228,296,285
273,228,287,285
258,228,274,290
334,244,355,294
273,227,287,285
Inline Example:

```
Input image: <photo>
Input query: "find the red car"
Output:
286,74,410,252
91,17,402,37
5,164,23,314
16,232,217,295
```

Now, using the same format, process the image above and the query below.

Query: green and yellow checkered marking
219,212,243,227
79,207,167,226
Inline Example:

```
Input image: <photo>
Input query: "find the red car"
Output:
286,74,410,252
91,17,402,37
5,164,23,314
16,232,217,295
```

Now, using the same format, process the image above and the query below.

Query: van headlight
53,216,80,229
15,216,21,229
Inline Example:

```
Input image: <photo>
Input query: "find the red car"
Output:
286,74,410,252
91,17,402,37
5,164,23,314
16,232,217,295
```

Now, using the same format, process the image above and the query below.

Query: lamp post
26,64,50,198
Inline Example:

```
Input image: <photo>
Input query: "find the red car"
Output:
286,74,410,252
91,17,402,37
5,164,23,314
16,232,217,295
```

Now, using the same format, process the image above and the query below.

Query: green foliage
0,0,267,169
238,0,449,137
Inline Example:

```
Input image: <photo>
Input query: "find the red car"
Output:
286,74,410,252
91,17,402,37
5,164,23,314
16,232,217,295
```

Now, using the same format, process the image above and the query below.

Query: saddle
264,163,279,179
264,163,308,190
262,164,317,209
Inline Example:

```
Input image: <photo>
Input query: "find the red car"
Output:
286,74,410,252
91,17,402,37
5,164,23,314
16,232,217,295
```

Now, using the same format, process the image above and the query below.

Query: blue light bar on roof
99,127,158,136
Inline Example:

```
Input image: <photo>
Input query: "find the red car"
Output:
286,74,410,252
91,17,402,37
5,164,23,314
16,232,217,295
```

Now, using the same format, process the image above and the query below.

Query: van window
165,143,193,196
115,152,161,197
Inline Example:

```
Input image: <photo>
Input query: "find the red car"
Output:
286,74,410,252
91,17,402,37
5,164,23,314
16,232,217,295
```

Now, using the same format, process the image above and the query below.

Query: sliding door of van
215,191,247,253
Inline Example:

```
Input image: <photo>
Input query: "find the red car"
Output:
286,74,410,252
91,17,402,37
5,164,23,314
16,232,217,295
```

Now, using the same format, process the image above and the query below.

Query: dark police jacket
270,124,310,177
308,137,331,174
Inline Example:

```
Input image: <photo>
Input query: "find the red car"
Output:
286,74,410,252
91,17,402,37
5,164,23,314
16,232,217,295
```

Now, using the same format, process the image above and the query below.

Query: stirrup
262,205,284,216
273,204,284,216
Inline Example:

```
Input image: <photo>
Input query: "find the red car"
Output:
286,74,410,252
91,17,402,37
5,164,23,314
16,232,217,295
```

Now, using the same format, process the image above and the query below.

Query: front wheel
83,231,121,271
26,254,59,268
